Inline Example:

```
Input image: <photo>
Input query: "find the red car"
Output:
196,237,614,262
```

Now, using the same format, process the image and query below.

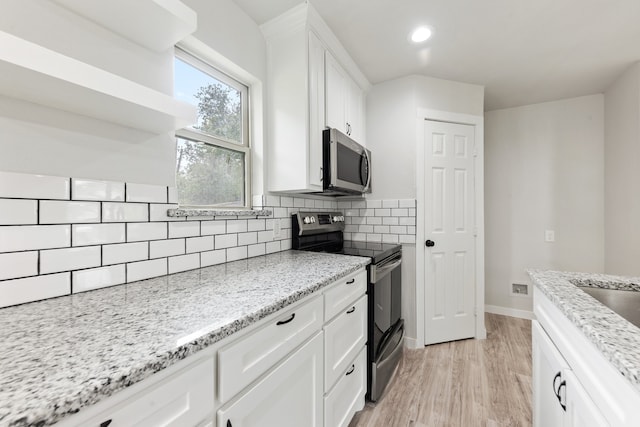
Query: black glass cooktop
341,240,401,264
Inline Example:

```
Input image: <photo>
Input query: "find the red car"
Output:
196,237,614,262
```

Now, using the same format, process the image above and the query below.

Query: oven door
323,128,371,194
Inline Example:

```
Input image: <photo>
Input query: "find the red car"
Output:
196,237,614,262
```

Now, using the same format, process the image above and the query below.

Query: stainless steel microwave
322,128,371,195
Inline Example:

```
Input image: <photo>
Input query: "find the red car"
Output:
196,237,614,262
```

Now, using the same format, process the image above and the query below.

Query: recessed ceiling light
410,26,432,43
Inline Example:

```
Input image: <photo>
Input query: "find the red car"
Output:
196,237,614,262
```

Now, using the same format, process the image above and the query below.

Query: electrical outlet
512,283,529,296
545,230,555,242
273,218,281,239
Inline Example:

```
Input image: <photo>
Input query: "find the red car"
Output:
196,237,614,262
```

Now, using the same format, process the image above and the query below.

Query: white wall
366,75,484,343
0,0,267,188
366,75,484,201
604,62,640,275
485,95,605,313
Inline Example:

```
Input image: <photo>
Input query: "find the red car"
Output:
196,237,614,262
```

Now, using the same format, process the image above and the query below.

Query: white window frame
174,46,252,209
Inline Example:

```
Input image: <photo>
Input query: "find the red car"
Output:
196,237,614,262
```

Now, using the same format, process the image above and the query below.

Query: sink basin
577,286,640,328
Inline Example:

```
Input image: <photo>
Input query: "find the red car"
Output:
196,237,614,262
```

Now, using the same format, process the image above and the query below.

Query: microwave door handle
363,149,372,192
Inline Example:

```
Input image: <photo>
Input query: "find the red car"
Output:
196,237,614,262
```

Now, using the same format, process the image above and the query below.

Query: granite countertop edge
0,251,371,427
527,269,640,391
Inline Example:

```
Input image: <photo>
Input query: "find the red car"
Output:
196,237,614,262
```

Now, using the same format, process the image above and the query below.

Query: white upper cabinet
262,3,369,194
52,0,197,52
325,52,365,145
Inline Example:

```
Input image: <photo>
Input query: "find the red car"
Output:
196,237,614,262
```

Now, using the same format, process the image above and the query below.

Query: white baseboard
403,336,419,349
485,304,535,320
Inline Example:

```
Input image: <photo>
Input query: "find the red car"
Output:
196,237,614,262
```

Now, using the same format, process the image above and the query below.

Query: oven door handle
371,258,402,283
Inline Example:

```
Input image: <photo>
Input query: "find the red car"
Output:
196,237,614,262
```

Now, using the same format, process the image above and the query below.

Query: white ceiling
233,0,640,111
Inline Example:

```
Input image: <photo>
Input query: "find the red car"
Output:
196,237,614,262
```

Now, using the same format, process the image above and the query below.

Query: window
174,47,250,208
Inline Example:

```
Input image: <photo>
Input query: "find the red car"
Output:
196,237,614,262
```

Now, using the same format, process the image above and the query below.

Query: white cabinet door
324,347,366,427
532,320,569,427
564,369,609,427
325,51,347,134
217,333,324,427
308,30,325,188
346,79,364,144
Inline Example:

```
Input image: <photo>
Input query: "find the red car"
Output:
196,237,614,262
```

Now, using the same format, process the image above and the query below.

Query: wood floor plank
349,313,532,427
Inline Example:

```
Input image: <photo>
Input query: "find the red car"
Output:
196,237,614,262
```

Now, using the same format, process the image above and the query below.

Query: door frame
415,108,486,348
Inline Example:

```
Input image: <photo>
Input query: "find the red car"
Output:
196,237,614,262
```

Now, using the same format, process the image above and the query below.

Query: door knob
425,240,435,247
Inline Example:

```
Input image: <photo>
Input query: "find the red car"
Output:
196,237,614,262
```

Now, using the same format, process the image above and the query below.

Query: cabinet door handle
346,278,355,285
346,306,356,314
276,313,295,325
100,421,113,427
346,364,355,375
557,380,567,412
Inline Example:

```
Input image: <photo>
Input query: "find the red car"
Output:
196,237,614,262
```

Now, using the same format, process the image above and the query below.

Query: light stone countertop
528,270,640,392
0,250,370,427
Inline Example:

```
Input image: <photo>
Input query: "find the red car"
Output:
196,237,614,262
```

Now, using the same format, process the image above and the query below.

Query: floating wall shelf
0,31,197,134
52,0,197,52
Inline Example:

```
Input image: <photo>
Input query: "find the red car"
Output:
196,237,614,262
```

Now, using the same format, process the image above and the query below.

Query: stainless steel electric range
292,211,404,402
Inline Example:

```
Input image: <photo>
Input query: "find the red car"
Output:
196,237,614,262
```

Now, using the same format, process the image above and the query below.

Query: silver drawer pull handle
346,278,355,285
346,364,355,375
346,306,356,314
276,313,295,325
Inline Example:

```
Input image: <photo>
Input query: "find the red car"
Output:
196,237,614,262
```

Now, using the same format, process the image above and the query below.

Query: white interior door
424,120,476,345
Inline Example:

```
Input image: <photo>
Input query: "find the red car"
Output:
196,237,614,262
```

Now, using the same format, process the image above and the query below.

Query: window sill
167,208,272,218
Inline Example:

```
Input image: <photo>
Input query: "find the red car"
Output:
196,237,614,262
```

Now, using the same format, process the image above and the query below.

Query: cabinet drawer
218,295,323,402
217,332,324,427
324,269,366,321
87,358,214,427
324,347,366,427
324,295,367,390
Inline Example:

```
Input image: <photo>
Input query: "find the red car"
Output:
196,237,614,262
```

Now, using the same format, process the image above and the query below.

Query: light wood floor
349,313,532,427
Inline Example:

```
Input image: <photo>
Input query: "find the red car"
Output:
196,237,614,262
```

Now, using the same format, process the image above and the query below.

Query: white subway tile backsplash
257,230,273,243
0,225,70,253
227,220,247,233
73,224,125,246
366,217,382,225
293,198,305,208
389,225,407,234
216,234,237,249
383,217,399,226
226,246,247,262
201,249,226,267
186,236,214,253
40,201,100,224
382,200,399,208
280,196,293,208
280,240,292,250
366,233,382,242
374,208,390,217
73,265,125,293
150,239,185,259
238,232,258,246
314,199,324,209
352,232,366,241
167,187,178,204
273,208,288,218
127,258,167,282
0,252,38,280
391,208,408,217
266,241,281,254
127,222,167,242
345,209,359,217
149,204,184,222
407,226,416,234
366,200,382,209
247,243,266,258
360,209,374,216
126,183,167,203
374,225,390,234
399,217,416,226
337,201,351,209
0,171,69,200
359,225,374,233
72,179,124,202
169,222,199,238
304,199,315,208
399,235,416,244
398,199,415,208
247,219,265,232
382,234,399,243
0,199,37,225
408,208,416,216
103,242,148,265
168,253,200,274
102,202,148,222
264,195,280,207
201,221,226,236
0,273,70,308
351,200,366,208
40,246,101,274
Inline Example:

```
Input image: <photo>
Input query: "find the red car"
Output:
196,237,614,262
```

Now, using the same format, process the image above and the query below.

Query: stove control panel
293,211,346,236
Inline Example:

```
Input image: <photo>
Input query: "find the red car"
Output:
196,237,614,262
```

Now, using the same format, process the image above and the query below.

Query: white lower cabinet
85,357,215,427
324,347,366,427
217,332,324,427
532,320,608,427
